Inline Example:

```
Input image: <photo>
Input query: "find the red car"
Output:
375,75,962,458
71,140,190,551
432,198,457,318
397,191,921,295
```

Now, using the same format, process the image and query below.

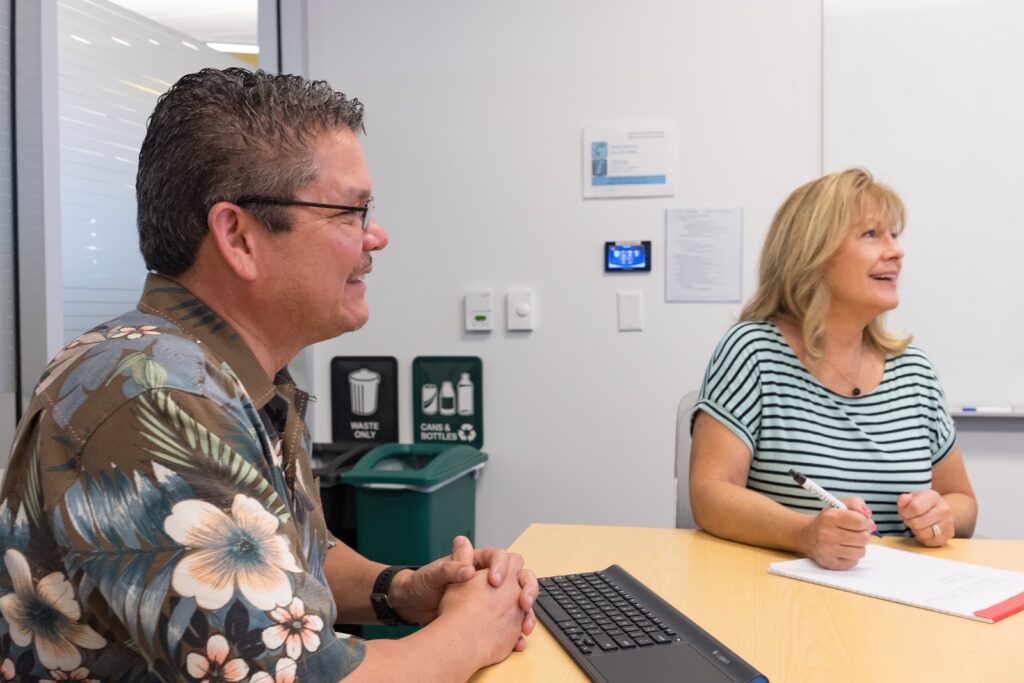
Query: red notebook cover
974,590,1024,623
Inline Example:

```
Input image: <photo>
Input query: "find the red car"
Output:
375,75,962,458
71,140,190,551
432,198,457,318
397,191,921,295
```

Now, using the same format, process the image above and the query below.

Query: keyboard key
538,596,571,622
651,632,673,644
593,634,618,651
613,635,637,649
634,636,655,647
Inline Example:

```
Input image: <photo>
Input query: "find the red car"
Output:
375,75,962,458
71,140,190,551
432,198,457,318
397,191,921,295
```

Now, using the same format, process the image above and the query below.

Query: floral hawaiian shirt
0,274,365,681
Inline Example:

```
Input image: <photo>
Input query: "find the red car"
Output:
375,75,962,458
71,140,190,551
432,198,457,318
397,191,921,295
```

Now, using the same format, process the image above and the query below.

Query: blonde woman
689,168,977,570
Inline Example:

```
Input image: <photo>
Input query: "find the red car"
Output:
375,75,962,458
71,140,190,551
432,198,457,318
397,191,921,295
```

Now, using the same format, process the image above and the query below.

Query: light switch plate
617,290,644,331
506,289,535,331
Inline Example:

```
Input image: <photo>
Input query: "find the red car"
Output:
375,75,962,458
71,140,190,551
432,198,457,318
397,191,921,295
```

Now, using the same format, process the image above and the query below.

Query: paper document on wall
769,544,1024,623
665,207,742,302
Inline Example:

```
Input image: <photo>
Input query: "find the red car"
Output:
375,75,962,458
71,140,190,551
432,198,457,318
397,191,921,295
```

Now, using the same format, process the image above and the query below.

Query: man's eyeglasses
233,195,374,232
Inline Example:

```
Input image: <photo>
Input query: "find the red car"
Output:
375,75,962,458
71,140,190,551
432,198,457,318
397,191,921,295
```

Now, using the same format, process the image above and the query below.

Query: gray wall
296,0,1024,545
301,0,824,546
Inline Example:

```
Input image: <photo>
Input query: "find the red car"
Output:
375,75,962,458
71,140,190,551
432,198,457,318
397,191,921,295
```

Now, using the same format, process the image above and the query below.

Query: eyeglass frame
231,195,375,232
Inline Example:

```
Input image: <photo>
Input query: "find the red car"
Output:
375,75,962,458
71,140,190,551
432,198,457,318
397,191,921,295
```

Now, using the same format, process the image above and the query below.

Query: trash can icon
348,368,381,416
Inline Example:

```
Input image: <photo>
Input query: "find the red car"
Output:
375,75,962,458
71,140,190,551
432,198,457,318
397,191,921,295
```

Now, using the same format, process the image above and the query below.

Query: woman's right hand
799,497,875,570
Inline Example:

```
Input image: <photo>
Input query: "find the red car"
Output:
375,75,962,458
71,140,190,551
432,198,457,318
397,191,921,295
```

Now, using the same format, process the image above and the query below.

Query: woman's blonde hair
740,167,911,362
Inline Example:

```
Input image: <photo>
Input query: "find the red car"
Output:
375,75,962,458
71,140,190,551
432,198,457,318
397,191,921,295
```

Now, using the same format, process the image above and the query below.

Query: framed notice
330,356,399,443
582,122,677,199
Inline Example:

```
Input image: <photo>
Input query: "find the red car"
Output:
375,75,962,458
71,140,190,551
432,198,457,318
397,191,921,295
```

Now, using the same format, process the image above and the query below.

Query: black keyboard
535,565,768,683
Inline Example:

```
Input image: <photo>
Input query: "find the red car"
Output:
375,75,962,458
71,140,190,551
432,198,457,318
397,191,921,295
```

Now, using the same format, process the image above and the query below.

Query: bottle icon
439,381,456,416
457,372,475,416
421,383,439,416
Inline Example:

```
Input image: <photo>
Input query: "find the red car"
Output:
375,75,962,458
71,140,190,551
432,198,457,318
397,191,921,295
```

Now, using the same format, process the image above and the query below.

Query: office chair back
675,390,700,529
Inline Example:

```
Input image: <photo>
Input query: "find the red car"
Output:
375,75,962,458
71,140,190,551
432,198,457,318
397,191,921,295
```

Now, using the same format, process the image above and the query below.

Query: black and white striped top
695,320,956,536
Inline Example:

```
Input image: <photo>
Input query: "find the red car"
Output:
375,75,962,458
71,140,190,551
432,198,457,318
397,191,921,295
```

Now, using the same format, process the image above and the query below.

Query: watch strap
370,565,419,626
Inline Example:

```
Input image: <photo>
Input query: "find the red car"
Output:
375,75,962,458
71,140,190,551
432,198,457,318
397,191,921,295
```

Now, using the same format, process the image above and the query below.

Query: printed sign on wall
330,356,399,443
582,122,678,199
413,356,483,449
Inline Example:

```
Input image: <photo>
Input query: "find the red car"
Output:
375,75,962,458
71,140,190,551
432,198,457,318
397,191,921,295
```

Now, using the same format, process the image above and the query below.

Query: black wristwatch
370,565,419,626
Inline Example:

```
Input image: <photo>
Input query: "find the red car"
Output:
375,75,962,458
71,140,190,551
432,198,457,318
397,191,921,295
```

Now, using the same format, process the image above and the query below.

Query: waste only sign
331,356,399,443
413,356,483,448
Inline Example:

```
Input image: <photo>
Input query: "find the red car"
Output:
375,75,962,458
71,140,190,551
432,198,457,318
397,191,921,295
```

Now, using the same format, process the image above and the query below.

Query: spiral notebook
768,544,1024,623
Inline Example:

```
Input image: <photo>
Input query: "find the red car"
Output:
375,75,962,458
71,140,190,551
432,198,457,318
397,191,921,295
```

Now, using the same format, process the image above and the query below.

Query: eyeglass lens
362,201,375,232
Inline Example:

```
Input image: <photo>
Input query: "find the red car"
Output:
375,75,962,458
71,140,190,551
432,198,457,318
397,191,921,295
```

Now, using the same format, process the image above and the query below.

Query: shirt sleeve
916,351,957,465
49,388,366,682
693,324,765,456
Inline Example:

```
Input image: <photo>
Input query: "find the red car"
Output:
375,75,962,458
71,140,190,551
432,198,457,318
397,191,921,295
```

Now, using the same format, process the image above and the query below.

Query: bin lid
340,443,487,490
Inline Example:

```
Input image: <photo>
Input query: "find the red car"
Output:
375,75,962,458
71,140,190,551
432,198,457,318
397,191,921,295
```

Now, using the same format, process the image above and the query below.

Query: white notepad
768,544,1024,623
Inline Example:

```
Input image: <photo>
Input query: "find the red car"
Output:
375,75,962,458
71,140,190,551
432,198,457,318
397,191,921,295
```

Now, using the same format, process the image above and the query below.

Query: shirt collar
137,273,278,408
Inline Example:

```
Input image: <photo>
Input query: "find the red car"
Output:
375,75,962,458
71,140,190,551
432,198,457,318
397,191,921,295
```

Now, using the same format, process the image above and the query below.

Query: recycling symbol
457,424,477,442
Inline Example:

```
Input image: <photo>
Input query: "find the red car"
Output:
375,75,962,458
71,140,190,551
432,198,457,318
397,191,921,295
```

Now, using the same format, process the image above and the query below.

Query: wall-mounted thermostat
605,241,651,272
464,290,494,331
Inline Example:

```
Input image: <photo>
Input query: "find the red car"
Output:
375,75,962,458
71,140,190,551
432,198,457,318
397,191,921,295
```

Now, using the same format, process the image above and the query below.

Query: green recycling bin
342,443,487,563
341,443,487,637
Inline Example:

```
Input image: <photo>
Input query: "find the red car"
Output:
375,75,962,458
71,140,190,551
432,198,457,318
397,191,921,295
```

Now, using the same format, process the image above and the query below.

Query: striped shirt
695,320,956,536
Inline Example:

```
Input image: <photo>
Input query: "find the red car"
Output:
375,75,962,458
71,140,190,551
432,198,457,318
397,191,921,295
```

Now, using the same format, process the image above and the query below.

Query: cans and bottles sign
330,357,399,443
413,356,483,448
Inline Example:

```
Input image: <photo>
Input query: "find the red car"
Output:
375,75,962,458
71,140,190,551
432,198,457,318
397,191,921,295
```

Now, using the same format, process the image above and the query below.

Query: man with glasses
0,68,535,681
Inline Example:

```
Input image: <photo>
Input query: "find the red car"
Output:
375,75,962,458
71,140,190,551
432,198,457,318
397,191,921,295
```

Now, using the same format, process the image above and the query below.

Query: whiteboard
824,0,1024,408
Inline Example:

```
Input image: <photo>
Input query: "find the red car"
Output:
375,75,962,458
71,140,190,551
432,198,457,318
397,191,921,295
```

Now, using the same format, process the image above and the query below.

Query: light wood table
471,524,1024,682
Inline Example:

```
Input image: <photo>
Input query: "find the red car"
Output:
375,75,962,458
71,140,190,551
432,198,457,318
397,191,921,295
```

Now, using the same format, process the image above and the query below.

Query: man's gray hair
136,67,365,276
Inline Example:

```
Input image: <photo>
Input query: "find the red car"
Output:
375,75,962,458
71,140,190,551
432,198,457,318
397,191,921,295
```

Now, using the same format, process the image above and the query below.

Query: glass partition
0,0,15,465
58,0,256,341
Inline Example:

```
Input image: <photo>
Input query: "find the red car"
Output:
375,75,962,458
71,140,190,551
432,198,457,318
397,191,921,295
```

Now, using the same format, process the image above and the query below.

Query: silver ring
931,523,942,538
